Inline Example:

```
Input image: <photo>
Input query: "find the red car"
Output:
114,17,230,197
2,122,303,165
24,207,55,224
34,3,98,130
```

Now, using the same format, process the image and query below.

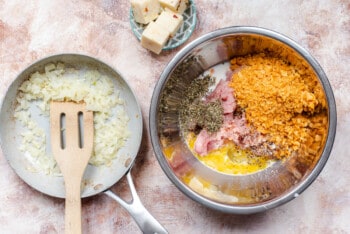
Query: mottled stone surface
0,0,349,233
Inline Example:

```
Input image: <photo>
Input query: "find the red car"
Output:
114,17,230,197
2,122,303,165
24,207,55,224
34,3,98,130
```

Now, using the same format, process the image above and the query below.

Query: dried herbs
179,75,224,133
159,56,203,113
158,56,224,135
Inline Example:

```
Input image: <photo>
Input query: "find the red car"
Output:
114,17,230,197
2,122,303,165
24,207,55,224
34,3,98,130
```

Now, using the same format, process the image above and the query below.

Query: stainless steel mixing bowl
149,26,336,214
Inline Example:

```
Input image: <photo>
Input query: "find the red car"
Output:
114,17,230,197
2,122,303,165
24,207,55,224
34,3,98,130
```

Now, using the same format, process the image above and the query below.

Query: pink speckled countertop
1,1,349,233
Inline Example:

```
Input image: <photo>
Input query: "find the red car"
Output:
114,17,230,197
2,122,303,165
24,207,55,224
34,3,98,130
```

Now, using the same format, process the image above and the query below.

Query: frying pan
0,54,167,234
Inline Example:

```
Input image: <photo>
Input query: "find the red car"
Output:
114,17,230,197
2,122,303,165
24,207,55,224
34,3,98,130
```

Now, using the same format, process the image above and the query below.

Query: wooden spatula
50,101,94,234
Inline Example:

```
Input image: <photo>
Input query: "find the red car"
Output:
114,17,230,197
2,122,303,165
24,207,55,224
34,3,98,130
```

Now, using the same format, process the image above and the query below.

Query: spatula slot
60,113,66,149
78,111,84,149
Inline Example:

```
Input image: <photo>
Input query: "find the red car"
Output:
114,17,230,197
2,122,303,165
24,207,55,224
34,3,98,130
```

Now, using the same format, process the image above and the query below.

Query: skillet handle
104,170,168,234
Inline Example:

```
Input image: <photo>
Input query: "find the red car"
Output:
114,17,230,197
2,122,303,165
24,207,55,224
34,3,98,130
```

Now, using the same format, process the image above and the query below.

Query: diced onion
15,63,130,175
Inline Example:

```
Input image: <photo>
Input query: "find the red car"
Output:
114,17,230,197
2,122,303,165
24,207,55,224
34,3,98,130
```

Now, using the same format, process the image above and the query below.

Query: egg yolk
187,133,273,175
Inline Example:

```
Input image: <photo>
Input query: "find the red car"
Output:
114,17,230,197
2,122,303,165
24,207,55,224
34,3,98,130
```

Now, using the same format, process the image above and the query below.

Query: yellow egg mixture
186,133,274,175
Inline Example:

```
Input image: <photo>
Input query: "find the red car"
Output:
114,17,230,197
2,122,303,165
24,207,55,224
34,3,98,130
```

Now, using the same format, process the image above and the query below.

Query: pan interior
0,54,143,198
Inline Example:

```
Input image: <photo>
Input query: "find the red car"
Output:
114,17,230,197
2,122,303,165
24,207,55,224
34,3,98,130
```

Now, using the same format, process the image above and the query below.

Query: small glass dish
129,0,197,51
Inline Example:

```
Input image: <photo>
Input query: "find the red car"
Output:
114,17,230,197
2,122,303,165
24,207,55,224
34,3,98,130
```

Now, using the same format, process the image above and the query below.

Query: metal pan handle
104,170,168,234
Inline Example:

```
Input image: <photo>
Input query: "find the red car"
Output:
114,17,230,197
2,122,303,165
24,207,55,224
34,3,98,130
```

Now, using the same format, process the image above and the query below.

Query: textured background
1,0,349,233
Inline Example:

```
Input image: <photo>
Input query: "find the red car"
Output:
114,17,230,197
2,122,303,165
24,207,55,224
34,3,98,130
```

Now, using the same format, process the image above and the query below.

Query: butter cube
141,21,170,54
131,0,161,24
158,0,189,14
155,9,183,37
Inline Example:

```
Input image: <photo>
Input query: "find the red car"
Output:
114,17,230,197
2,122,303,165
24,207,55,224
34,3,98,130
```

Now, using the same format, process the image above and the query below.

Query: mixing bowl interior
150,27,336,214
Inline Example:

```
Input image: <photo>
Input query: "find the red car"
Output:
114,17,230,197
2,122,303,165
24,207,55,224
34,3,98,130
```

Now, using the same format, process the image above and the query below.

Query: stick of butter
131,0,161,24
158,0,189,14
141,21,170,54
155,9,183,37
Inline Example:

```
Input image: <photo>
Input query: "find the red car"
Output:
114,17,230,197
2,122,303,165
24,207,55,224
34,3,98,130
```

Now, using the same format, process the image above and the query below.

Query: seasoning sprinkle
179,75,224,133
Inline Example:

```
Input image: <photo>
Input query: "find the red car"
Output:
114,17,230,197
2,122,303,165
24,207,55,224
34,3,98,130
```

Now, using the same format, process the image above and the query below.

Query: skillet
0,54,167,234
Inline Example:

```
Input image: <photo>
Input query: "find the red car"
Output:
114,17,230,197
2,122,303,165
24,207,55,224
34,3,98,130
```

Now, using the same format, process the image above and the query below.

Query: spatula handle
65,180,82,234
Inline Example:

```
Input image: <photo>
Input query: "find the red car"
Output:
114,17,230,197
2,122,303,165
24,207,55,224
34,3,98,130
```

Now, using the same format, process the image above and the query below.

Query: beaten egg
186,133,274,175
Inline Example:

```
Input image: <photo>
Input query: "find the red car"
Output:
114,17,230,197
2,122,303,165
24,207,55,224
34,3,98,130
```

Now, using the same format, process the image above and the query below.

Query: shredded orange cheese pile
229,53,328,163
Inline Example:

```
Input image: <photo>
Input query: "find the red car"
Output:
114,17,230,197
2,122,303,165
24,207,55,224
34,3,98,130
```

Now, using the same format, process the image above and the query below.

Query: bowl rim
149,26,337,214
